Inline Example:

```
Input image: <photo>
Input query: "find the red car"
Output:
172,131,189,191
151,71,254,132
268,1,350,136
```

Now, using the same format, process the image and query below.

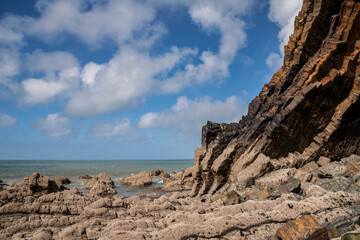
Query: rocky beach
1,0,360,239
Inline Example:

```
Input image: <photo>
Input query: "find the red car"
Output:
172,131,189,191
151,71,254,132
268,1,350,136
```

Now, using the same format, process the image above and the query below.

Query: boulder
85,173,116,195
159,172,170,179
52,176,71,184
161,166,195,191
78,175,92,180
120,172,152,187
150,170,163,177
276,215,329,240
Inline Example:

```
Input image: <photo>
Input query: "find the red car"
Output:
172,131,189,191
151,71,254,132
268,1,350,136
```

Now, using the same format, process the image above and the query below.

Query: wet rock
120,171,153,187
78,175,92,179
52,176,71,184
146,192,160,198
0,180,9,190
276,214,329,240
150,170,164,177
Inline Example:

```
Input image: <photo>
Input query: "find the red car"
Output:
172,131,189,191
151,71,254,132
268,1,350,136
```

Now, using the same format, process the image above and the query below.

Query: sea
0,159,194,197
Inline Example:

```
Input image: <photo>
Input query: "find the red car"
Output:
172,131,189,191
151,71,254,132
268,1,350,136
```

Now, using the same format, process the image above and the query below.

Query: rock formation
191,0,360,197
0,157,359,239
85,173,116,195
120,171,153,187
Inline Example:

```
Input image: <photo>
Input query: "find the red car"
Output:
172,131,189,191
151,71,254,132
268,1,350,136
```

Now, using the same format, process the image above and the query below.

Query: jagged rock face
192,0,360,196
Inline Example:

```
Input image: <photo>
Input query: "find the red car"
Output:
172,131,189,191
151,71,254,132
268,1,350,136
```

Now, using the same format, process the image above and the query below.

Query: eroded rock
85,173,116,195
120,171,153,187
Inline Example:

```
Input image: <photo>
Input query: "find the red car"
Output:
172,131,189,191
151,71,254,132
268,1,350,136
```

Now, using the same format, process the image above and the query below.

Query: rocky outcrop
120,171,153,187
0,173,68,205
78,175,92,180
52,176,71,185
161,167,195,191
1,156,360,239
191,0,360,197
1,176,359,239
85,173,116,195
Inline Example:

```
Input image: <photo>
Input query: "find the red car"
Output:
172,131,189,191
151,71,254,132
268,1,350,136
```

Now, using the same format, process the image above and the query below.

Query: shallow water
0,159,193,197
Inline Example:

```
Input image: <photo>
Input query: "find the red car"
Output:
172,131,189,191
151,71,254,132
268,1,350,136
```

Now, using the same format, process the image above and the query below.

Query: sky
0,0,302,160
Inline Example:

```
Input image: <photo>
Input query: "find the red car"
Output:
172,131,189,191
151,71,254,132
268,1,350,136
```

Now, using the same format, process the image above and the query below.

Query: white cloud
0,24,23,45
0,112,17,127
3,0,159,48
0,48,20,84
20,50,80,105
21,79,64,104
160,0,251,93
266,52,283,71
268,0,302,54
90,118,131,138
138,95,246,134
0,0,257,118
24,50,79,74
65,46,196,116
35,113,71,137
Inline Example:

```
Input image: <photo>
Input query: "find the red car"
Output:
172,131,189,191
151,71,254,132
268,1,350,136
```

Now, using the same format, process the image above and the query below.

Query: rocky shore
1,0,360,239
0,155,359,239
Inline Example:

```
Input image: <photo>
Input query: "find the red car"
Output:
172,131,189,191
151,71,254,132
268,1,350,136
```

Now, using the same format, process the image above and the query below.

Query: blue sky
0,0,302,160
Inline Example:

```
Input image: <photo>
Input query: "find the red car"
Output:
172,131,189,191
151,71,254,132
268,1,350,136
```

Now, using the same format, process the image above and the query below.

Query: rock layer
191,0,360,197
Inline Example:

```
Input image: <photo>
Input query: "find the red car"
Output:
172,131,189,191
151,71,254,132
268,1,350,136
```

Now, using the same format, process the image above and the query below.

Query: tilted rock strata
191,0,360,197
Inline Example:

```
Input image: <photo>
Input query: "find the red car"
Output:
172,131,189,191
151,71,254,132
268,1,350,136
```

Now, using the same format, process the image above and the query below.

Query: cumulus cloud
160,0,251,93
90,118,131,138
20,50,80,105
0,112,17,127
0,48,20,85
268,0,302,54
138,95,246,134
3,0,159,47
35,113,71,137
0,24,23,45
0,0,256,118
65,47,196,116
24,50,79,74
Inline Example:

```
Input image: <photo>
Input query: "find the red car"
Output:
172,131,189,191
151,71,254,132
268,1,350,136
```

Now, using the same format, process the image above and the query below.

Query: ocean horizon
0,159,194,197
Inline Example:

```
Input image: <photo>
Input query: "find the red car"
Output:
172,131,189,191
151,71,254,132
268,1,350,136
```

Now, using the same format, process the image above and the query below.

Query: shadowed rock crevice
319,99,360,159
264,71,355,159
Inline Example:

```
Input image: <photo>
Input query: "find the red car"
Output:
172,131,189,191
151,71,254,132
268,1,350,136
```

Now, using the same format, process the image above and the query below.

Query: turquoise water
0,159,194,197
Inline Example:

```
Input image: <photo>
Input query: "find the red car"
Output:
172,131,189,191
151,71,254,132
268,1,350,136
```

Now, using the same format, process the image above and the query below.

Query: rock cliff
191,0,360,197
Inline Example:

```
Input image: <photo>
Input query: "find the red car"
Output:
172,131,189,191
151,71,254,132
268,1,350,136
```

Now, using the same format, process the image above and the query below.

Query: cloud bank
0,0,255,118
